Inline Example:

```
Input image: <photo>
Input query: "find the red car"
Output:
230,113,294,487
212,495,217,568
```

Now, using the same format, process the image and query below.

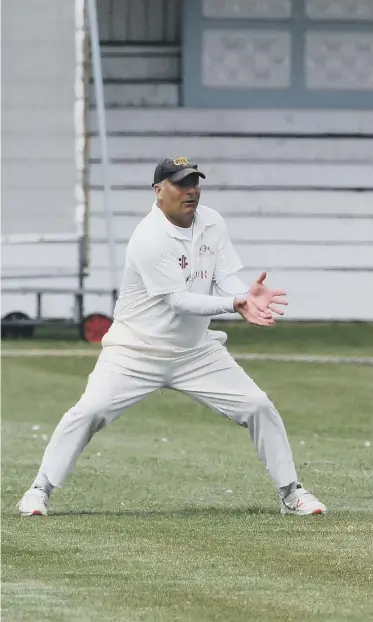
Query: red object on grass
81,313,112,343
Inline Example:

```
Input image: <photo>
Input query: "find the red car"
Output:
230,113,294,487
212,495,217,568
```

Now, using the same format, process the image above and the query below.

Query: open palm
233,272,288,327
248,272,288,315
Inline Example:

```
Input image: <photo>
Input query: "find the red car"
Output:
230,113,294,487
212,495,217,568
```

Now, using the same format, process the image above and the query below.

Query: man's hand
233,296,275,326
248,271,288,315
233,272,288,327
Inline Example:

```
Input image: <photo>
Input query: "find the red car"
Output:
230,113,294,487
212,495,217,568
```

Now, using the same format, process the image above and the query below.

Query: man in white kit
18,157,326,517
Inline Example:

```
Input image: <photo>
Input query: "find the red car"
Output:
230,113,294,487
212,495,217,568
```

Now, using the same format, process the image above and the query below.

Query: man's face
154,174,201,227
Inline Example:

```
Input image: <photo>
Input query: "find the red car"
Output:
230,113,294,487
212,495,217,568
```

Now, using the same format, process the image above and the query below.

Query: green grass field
2,325,373,621
2,320,373,356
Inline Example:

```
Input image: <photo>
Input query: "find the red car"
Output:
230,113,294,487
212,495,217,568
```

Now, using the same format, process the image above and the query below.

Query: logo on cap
173,157,189,166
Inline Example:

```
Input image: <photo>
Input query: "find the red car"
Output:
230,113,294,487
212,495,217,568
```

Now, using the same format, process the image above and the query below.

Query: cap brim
168,168,206,183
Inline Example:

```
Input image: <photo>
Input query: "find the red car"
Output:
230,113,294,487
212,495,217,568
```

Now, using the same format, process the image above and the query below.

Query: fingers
247,295,287,314
242,302,276,326
260,308,273,319
272,297,288,306
256,297,287,311
242,311,275,326
256,271,267,285
269,304,285,316
272,290,287,298
259,306,282,318
247,295,268,312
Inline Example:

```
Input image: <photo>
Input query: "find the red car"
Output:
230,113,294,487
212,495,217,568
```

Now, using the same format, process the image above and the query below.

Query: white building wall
2,0,77,237
2,0,82,320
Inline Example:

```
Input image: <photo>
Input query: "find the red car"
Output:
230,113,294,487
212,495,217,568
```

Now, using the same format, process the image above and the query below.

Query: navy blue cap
152,157,206,186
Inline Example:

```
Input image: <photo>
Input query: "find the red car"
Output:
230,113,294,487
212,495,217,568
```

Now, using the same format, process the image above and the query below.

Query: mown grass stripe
2,349,373,366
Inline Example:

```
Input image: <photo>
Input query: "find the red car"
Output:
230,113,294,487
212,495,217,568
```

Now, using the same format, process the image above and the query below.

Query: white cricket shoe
17,488,48,516
281,484,327,516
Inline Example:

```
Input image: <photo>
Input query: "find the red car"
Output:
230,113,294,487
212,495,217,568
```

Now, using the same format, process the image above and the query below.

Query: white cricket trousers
36,340,297,489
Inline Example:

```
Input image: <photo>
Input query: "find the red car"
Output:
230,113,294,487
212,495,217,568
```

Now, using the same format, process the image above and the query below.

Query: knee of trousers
69,399,111,433
231,393,276,428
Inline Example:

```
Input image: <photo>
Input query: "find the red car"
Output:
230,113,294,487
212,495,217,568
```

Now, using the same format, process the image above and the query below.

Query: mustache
183,194,199,201
182,198,198,204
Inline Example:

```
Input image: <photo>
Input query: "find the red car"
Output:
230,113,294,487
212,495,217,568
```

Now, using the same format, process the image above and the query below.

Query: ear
154,183,162,198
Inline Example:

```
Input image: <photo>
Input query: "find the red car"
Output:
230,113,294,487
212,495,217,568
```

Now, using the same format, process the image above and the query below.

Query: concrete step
89,82,179,108
3,269,370,321
88,135,373,162
100,45,180,56
88,188,373,217
87,236,373,270
88,213,372,244
88,108,373,135
88,161,373,189
98,46,180,81
86,267,372,320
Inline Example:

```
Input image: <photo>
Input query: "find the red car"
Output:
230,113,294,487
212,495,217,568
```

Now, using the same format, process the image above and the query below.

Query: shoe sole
19,510,46,517
281,508,326,516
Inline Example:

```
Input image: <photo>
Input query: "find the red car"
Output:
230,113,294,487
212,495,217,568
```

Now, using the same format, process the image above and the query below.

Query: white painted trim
89,109,373,135
74,0,87,239
1,233,79,245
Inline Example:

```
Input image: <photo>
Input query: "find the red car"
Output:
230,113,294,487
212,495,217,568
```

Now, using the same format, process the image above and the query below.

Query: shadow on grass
49,505,280,518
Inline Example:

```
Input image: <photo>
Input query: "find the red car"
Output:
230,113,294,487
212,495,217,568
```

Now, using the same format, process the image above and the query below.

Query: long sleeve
214,273,248,298
164,291,235,316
